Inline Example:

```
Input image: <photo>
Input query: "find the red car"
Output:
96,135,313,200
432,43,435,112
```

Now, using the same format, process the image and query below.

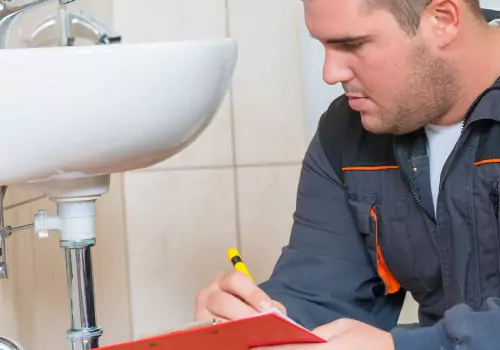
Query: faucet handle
98,33,121,45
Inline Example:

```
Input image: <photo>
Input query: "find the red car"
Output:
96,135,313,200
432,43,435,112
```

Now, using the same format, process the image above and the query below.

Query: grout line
238,161,302,168
4,195,47,211
224,0,243,252
118,173,135,340
131,161,302,173
1,162,302,209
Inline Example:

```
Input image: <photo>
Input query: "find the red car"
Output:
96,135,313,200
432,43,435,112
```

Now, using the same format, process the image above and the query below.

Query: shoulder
317,94,362,145
316,95,397,176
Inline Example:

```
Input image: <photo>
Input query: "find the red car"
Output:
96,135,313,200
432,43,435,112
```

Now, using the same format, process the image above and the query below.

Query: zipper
393,84,500,224
393,142,435,223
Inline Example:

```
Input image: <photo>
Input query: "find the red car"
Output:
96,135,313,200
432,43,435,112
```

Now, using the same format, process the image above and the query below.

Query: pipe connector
33,200,96,243
34,210,61,238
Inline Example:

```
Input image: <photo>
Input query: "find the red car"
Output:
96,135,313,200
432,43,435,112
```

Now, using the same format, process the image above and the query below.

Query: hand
252,318,395,350
195,271,286,322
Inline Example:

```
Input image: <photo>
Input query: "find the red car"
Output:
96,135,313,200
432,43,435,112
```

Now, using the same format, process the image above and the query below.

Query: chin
360,113,386,134
360,112,408,135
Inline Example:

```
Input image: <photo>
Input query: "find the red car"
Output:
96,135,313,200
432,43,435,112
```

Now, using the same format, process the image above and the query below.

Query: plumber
196,0,500,349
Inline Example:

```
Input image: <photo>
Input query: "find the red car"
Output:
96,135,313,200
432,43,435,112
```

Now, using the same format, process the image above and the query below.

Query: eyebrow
310,34,371,44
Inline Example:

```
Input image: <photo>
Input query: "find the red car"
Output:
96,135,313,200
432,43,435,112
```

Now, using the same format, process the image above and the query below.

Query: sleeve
258,130,406,332
391,297,500,350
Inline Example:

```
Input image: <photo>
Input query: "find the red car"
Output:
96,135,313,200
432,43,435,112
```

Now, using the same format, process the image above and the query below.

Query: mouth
346,94,366,99
347,95,369,111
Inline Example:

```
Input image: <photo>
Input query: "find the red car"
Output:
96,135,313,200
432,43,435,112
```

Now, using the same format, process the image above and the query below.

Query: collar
463,78,500,126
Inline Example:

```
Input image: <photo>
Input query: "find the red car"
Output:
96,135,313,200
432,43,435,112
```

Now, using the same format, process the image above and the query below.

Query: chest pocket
347,190,401,295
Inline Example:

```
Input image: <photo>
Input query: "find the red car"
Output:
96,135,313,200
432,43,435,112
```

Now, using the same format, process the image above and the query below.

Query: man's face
304,0,459,134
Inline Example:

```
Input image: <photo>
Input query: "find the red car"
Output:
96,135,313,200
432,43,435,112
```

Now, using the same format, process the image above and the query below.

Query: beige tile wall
0,0,418,348
115,0,309,340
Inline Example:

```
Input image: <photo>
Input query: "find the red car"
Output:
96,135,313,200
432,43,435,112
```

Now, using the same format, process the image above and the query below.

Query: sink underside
0,39,238,190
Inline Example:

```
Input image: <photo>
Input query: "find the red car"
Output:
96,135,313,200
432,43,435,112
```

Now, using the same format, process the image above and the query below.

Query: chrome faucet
0,0,77,48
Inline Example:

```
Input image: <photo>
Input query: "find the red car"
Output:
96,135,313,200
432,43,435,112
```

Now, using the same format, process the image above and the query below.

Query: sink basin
0,37,237,350
0,39,237,197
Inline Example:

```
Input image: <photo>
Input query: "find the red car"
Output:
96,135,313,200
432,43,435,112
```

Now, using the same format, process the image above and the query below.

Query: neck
432,25,500,126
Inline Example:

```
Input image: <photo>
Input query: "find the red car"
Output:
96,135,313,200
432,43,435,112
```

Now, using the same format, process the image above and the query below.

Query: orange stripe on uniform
474,159,500,166
342,166,399,171
369,206,401,295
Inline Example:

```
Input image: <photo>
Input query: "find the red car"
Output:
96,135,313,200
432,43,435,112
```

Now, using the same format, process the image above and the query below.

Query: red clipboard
98,309,326,350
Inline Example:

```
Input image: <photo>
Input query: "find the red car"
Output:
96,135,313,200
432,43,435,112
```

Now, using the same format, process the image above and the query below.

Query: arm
258,130,405,331
391,298,500,350
257,129,500,350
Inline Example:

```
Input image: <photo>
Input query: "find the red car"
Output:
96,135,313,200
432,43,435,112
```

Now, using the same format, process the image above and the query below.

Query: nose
322,50,354,85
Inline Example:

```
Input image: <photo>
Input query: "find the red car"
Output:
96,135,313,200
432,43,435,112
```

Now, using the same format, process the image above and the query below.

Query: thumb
271,300,287,315
313,319,353,340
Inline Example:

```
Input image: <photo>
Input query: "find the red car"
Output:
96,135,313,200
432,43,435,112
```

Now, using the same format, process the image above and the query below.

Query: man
196,0,500,349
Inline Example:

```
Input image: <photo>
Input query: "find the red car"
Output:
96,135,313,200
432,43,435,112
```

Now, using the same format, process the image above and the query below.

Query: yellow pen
227,247,254,283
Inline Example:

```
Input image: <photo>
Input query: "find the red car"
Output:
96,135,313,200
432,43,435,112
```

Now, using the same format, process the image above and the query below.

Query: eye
342,42,363,51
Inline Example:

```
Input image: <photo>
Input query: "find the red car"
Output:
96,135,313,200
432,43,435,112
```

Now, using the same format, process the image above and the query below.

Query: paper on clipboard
97,307,326,350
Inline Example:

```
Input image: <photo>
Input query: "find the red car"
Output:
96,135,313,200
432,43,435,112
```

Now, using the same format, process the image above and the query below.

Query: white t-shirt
424,121,463,214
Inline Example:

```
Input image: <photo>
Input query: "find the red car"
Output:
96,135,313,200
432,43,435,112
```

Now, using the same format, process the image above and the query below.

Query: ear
421,0,461,48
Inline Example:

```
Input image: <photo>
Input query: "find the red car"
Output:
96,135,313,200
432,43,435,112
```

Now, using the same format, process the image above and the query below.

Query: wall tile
3,186,43,209
29,198,68,350
0,208,21,343
112,0,227,43
123,168,238,339
112,0,234,169
4,201,38,350
236,165,301,283
228,0,308,165
90,174,133,346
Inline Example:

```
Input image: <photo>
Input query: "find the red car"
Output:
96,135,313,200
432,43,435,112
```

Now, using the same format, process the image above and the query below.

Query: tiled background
0,0,420,348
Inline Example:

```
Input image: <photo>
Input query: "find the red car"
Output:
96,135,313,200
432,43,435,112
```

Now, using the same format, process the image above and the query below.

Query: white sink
0,39,237,198
0,38,238,350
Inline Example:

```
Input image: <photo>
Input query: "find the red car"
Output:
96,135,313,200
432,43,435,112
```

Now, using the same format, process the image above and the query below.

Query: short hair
364,0,483,35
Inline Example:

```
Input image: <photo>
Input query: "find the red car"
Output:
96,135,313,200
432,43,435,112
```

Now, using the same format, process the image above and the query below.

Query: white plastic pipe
33,200,96,242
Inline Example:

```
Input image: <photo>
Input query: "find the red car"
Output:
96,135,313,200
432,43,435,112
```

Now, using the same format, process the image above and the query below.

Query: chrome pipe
0,337,23,350
64,242,102,349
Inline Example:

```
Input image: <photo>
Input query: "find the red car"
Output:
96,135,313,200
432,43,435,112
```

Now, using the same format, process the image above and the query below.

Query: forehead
303,0,396,40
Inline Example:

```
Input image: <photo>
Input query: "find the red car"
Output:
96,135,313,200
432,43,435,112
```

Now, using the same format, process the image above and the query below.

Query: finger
313,319,355,340
194,308,214,323
272,300,287,315
194,273,225,321
207,289,261,320
219,271,273,312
